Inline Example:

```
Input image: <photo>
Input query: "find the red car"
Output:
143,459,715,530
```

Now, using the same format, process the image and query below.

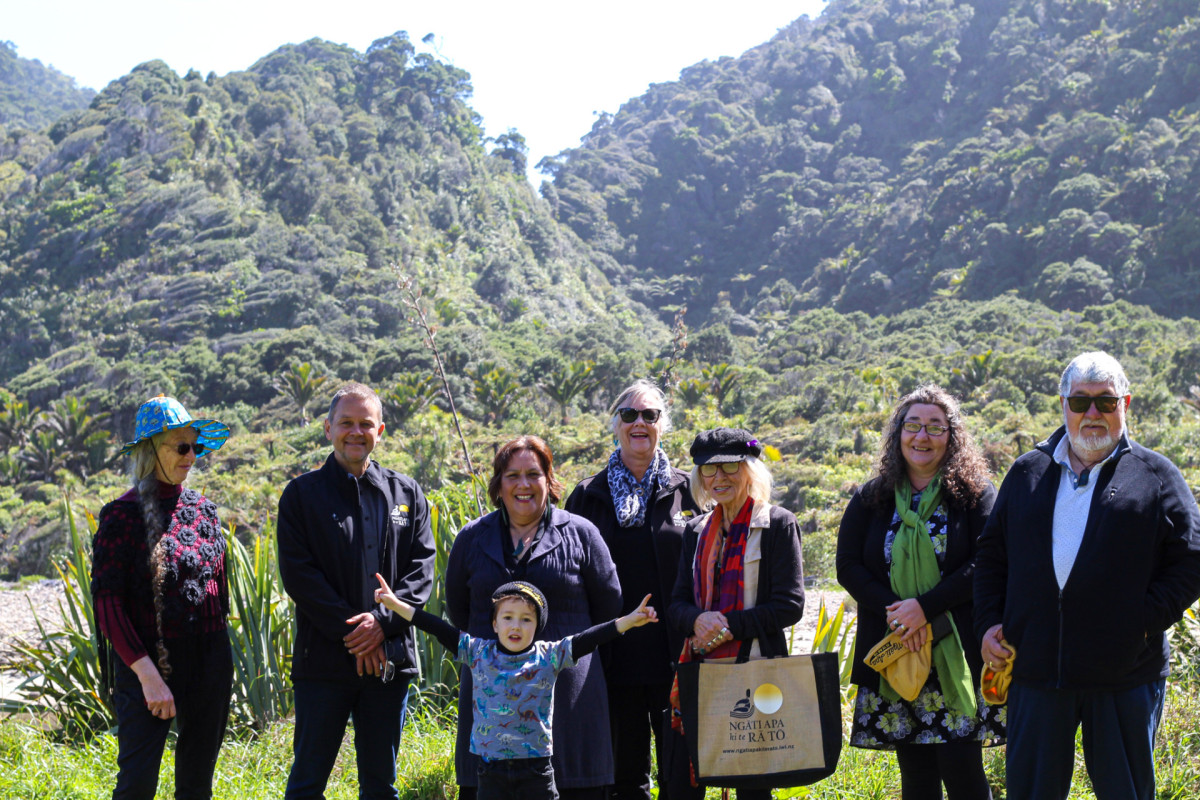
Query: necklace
510,521,539,559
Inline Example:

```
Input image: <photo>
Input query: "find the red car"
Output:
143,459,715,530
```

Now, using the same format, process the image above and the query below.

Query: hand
902,624,928,653
130,656,176,720
885,598,927,644
373,573,413,619
356,644,388,677
693,610,729,643
980,623,1013,667
617,594,658,633
344,612,385,656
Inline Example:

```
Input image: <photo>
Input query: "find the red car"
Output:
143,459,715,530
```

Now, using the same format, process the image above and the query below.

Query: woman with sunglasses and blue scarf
836,385,1001,800
565,379,701,800
91,395,233,800
666,427,804,800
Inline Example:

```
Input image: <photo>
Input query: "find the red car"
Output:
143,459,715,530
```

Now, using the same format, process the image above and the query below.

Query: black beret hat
689,427,762,465
491,581,549,634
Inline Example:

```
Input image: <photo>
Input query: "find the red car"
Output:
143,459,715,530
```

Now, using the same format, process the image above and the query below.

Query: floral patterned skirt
850,669,1006,750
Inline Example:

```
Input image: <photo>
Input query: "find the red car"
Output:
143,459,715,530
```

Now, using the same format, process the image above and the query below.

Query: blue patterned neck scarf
608,447,671,528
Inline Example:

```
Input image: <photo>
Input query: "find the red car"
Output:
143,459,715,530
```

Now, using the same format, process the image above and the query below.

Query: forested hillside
0,42,93,131
543,0,1200,321
4,3,1200,579
0,33,663,436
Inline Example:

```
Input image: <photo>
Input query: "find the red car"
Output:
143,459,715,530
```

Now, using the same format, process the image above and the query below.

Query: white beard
1068,424,1121,460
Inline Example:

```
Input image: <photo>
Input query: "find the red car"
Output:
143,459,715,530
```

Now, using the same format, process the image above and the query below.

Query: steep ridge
543,0,1200,323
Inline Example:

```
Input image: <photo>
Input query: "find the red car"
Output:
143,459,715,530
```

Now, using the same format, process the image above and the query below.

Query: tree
274,363,328,425
381,374,439,430
538,360,599,424
42,395,111,479
470,363,523,426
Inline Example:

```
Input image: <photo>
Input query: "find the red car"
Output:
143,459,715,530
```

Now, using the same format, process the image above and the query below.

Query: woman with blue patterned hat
91,395,233,800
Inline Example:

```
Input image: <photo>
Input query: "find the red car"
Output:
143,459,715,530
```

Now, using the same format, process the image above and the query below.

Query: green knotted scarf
884,475,976,718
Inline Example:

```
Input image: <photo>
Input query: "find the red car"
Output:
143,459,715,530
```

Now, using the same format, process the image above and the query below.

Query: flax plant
225,522,294,732
1,498,113,735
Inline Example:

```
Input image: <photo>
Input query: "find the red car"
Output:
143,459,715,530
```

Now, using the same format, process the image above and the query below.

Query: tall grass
408,486,474,710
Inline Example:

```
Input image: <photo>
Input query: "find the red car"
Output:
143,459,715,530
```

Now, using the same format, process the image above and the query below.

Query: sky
6,0,828,182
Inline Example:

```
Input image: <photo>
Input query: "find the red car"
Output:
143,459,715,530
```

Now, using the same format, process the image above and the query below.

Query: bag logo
728,683,787,743
729,683,784,719
391,504,410,527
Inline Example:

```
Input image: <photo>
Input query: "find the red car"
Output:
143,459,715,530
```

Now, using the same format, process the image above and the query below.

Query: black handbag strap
736,610,785,662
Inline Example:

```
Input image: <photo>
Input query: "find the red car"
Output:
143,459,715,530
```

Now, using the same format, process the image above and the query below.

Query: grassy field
3,684,1200,799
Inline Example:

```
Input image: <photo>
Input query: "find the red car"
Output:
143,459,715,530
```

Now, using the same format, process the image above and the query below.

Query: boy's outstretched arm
616,594,658,634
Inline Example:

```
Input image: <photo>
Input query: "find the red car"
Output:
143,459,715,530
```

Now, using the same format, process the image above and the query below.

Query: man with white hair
975,351,1200,799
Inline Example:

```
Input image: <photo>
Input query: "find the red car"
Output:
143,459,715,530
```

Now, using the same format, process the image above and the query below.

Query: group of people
89,350,1200,800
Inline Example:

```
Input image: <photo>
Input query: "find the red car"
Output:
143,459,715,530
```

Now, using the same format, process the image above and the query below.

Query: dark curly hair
865,384,991,510
487,435,565,509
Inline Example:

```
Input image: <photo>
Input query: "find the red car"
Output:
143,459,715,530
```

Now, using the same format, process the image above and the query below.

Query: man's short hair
1059,351,1130,398
327,382,384,422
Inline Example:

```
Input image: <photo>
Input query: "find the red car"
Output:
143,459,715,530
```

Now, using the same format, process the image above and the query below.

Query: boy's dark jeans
477,756,558,800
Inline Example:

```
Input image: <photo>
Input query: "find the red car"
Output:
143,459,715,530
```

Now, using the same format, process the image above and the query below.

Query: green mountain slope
0,41,94,131
0,33,663,430
542,0,1200,322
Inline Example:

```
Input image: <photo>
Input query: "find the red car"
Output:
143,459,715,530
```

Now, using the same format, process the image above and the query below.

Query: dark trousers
1006,679,1165,800
608,681,672,800
285,676,412,799
477,756,558,800
111,631,233,800
894,741,992,800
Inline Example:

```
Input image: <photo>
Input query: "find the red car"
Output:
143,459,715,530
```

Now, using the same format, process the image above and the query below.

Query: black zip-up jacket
837,477,996,691
565,465,701,672
669,503,805,659
278,453,435,683
974,427,1200,690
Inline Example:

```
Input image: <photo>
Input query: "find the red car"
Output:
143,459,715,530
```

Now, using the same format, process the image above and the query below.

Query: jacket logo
673,510,695,526
391,505,410,527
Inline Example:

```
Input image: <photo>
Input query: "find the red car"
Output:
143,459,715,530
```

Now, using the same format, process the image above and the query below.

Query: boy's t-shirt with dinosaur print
458,633,576,761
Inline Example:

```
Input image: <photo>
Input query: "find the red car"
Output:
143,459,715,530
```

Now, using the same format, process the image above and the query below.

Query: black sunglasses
163,442,206,456
1065,396,1120,414
617,407,662,424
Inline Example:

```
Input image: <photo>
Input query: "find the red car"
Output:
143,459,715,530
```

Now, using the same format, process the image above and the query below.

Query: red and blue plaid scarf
670,497,755,754
692,497,753,660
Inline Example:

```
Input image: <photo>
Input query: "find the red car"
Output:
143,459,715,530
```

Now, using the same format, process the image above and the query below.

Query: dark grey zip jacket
278,453,435,683
974,427,1200,690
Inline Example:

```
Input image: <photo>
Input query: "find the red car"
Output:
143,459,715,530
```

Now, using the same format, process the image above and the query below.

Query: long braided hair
130,434,174,677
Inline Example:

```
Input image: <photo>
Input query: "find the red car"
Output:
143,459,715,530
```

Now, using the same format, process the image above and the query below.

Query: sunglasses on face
163,442,205,456
902,422,948,437
1065,395,1120,414
617,407,662,424
699,462,742,477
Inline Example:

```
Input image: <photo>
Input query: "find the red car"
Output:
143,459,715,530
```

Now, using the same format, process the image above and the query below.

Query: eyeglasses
617,407,662,424
163,442,206,456
1065,395,1120,413
902,422,948,437
699,462,742,477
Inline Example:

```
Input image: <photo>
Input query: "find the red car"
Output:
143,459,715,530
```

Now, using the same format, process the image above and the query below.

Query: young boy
373,574,657,800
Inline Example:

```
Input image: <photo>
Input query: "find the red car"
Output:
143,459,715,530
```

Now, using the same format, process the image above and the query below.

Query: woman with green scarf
837,385,1003,799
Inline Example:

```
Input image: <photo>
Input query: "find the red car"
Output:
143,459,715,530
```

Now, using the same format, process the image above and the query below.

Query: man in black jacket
278,383,435,799
975,351,1200,800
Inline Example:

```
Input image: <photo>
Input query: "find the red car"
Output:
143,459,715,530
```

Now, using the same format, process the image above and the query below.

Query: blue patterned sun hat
116,395,230,458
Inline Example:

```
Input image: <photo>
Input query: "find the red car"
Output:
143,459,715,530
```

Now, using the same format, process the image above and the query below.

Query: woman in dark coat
91,395,232,800
668,427,805,800
565,379,700,800
446,435,622,800
836,385,1002,800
